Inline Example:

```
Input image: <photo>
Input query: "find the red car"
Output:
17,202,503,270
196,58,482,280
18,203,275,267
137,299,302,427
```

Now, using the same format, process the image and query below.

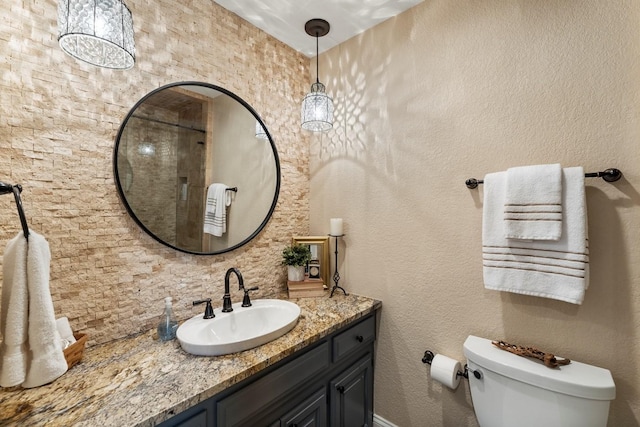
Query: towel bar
465,168,622,189
226,187,238,192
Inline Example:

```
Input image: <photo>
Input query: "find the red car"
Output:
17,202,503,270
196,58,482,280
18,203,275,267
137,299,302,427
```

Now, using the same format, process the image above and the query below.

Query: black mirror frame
113,81,281,255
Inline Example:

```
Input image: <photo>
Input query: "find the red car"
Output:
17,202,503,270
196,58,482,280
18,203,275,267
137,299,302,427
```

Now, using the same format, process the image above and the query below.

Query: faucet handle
242,286,259,307
193,298,215,319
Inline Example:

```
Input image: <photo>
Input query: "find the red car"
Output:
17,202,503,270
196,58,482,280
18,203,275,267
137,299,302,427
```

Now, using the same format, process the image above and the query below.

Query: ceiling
213,0,424,57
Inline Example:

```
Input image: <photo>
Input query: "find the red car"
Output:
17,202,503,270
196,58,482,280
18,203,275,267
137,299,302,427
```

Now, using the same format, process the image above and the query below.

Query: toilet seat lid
463,335,616,400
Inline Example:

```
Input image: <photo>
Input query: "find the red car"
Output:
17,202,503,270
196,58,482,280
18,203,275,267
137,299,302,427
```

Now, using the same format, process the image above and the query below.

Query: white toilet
463,335,616,427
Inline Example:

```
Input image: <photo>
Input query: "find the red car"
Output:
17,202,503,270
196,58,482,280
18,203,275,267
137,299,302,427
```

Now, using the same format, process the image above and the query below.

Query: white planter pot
287,265,305,282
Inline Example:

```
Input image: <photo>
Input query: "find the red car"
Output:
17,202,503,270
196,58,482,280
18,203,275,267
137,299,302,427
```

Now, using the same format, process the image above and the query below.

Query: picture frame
291,235,331,287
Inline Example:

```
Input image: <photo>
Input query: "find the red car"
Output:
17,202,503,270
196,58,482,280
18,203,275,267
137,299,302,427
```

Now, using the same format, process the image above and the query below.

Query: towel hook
13,186,30,240
1,181,30,240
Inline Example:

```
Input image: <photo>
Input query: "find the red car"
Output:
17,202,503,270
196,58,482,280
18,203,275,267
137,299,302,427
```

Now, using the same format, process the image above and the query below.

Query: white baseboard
373,413,399,427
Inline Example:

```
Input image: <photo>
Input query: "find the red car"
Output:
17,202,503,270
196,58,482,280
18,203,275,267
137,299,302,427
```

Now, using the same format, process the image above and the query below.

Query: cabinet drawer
332,315,375,363
216,342,329,427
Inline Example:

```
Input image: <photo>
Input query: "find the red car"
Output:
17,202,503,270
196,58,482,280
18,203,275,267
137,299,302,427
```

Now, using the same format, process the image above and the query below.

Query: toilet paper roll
56,317,76,344
430,354,462,390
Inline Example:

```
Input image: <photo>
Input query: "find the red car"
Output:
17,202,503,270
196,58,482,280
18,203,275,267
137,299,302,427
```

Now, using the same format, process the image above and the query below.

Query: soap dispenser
157,297,178,341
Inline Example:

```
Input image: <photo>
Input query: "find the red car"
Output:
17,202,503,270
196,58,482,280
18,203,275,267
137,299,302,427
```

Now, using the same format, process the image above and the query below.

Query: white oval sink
176,299,300,356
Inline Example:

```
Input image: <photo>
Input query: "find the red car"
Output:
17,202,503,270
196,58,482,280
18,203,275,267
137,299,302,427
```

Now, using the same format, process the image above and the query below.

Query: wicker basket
63,333,88,369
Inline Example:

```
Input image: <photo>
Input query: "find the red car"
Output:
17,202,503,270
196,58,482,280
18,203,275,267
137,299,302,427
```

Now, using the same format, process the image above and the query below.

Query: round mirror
113,82,280,255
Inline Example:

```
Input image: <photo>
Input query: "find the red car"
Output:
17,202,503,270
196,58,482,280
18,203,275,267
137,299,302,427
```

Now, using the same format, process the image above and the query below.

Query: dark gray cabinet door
330,355,373,427
281,388,327,427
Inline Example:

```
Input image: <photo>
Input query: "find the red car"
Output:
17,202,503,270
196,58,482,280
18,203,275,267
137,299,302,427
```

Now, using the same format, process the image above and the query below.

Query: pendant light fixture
57,0,136,70
301,19,334,132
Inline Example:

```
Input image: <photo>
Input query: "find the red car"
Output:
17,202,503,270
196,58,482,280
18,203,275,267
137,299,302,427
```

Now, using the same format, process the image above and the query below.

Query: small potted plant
282,243,311,282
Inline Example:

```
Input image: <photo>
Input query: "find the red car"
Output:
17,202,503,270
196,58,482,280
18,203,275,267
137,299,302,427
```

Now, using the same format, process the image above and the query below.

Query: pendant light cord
315,32,320,84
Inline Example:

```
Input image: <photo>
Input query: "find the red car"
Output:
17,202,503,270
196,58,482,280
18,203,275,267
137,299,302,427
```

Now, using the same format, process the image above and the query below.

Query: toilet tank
463,335,615,427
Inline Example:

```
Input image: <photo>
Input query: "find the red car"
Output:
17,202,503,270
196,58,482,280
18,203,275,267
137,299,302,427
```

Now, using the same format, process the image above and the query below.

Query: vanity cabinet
159,312,377,427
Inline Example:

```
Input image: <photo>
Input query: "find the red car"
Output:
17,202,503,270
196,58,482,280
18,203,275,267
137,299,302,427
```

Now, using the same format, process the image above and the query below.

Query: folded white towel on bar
204,183,232,237
504,163,562,240
483,167,589,304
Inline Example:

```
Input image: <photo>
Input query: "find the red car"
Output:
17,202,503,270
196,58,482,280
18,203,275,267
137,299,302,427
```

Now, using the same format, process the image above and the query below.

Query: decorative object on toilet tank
492,340,571,368
57,0,135,70
282,243,311,281
301,19,334,132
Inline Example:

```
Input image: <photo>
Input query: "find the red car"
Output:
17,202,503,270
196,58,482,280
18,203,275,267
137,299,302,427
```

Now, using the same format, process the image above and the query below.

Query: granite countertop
0,293,381,427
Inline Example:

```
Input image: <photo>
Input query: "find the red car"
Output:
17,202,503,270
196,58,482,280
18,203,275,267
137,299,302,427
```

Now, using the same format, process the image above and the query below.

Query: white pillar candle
330,218,343,235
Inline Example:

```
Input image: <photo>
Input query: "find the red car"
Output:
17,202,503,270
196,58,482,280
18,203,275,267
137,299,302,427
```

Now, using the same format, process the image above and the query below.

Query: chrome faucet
222,267,258,312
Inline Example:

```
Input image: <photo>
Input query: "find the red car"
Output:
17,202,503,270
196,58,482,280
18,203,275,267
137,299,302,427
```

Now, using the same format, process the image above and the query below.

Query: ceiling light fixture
57,0,136,70
301,19,334,132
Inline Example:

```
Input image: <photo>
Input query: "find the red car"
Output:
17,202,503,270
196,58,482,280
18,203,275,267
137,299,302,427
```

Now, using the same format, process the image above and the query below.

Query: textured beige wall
310,1,640,426
0,0,310,345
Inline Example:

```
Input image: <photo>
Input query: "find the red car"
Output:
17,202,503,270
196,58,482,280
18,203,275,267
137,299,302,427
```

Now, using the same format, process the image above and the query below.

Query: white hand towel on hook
483,167,589,304
504,163,562,240
0,232,29,387
0,230,68,388
23,231,68,387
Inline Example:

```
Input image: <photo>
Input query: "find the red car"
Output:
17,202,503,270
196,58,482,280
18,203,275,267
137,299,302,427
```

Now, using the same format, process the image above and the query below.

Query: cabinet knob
356,335,364,343
336,385,345,393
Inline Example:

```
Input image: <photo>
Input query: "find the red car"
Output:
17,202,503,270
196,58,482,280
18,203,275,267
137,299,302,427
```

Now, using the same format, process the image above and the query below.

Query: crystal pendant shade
301,82,334,132
58,0,135,70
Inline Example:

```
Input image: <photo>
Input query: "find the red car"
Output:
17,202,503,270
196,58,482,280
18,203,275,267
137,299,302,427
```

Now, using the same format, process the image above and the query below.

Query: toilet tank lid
463,335,615,401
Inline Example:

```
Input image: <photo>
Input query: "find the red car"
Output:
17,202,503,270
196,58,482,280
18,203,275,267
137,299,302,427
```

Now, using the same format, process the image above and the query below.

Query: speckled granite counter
0,294,381,427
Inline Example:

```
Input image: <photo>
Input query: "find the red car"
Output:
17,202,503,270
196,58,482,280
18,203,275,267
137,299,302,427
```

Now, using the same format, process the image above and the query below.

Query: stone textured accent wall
0,0,311,345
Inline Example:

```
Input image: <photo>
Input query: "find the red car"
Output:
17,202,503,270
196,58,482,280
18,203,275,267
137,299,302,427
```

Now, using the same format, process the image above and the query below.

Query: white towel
482,167,589,304
204,183,232,237
0,230,68,388
504,163,562,240
0,232,29,387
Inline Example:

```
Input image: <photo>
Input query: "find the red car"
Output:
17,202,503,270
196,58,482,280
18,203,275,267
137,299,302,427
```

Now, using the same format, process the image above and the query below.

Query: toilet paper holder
422,350,482,380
